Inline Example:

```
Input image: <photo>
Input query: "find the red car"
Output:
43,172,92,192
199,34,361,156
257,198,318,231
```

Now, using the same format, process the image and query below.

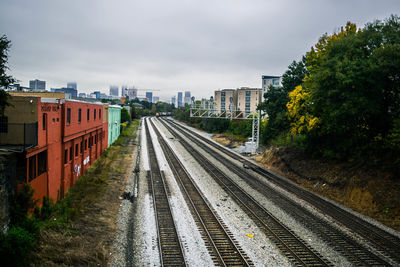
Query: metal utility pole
190,99,260,154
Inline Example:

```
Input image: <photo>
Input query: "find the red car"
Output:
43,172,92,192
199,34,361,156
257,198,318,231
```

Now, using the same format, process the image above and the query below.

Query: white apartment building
214,87,262,116
214,89,237,112
262,75,282,93
237,87,262,116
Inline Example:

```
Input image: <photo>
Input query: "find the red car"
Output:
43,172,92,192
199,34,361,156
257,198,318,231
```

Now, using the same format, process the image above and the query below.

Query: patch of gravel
155,119,290,266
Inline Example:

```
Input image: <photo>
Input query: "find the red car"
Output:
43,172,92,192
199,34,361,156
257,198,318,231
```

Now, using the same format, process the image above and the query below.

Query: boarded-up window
42,113,47,130
37,150,47,176
29,156,36,182
67,108,71,125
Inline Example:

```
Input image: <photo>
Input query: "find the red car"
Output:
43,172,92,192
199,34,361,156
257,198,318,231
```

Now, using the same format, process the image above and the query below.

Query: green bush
0,226,36,267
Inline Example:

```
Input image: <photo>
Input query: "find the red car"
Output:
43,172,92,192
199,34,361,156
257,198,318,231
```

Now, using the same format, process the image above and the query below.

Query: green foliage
258,57,308,143
0,226,36,267
121,108,131,123
257,15,400,169
301,16,400,163
200,118,230,133
1,184,39,266
0,35,15,116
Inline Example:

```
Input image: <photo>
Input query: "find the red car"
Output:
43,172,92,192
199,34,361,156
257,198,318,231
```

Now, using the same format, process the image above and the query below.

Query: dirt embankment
213,135,400,232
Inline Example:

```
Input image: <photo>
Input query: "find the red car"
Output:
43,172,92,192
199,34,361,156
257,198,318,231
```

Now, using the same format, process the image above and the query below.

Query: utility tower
190,98,260,154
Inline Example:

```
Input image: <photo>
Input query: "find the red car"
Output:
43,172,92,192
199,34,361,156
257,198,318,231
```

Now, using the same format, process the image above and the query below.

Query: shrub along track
144,118,186,266
159,118,331,266
165,118,400,265
149,118,252,266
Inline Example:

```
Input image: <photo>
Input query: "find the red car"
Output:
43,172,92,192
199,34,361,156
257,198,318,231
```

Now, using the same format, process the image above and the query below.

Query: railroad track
144,118,186,266
158,118,330,266
149,118,252,266
164,118,400,265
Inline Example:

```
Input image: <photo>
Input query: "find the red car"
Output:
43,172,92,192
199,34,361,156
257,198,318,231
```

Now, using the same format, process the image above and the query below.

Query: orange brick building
0,95,108,202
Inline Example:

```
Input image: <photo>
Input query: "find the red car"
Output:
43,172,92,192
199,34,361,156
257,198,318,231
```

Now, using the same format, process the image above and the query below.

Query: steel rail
150,118,252,266
144,118,186,266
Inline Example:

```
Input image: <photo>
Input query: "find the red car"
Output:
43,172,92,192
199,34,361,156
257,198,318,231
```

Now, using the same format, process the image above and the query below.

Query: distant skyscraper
93,91,101,99
110,85,119,96
51,87,78,98
153,96,159,103
177,92,183,107
29,79,46,91
146,92,153,103
171,96,176,106
127,88,137,99
121,85,128,97
184,91,191,105
78,93,87,98
67,82,77,91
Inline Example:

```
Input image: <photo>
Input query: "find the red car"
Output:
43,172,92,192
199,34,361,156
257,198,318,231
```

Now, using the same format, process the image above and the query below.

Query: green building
108,105,122,146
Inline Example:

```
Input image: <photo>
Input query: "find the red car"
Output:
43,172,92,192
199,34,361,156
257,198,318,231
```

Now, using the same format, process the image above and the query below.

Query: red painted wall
61,100,104,196
26,99,62,202
19,98,109,202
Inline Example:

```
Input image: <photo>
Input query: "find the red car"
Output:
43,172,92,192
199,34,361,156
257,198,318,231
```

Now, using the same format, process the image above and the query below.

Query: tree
288,15,400,163
0,35,15,116
258,57,308,143
121,108,131,123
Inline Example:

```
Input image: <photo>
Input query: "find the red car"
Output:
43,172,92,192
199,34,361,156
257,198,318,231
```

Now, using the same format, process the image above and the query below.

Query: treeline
174,15,400,169
260,15,400,168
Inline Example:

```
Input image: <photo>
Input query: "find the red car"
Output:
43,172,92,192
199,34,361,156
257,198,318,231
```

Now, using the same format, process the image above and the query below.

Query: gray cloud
0,0,399,100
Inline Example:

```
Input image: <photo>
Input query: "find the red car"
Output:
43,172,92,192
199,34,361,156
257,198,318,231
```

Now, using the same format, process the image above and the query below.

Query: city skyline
0,1,398,99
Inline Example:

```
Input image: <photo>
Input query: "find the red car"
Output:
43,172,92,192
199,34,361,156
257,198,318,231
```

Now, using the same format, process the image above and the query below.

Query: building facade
146,92,153,103
177,92,183,107
214,89,237,112
171,96,176,107
51,87,78,98
108,105,121,146
109,86,119,97
126,88,137,99
184,91,191,105
237,87,262,116
1,93,110,202
67,82,77,91
262,75,282,93
29,79,46,91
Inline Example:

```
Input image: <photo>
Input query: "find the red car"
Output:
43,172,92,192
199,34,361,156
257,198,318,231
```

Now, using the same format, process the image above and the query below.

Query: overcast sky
0,0,399,100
